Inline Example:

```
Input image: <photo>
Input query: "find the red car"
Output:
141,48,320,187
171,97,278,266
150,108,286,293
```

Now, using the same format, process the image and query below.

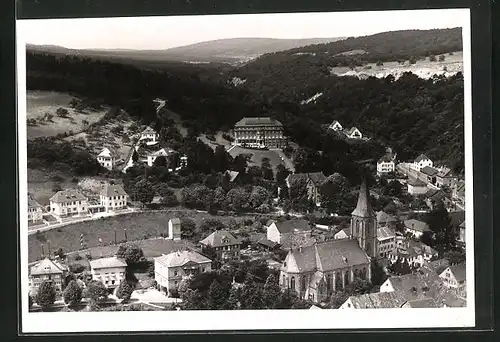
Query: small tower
168,218,182,241
350,179,378,258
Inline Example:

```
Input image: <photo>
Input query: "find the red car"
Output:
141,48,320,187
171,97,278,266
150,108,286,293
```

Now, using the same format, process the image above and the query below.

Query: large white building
377,148,397,176
233,117,286,148
99,184,129,212
97,148,115,171
49,189,89,218
411,154,433,172
29,258,68,295
89,257,128,289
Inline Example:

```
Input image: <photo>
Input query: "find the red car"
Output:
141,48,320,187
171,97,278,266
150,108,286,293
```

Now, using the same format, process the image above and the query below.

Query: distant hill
26,37,345,66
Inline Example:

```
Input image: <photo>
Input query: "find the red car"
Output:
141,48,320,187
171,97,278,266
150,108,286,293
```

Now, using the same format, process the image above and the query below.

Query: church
279,180,377,303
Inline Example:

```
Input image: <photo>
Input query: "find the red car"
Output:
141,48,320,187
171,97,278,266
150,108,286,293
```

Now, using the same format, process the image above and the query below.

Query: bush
206,134,216,141
85,252,93,260
74,254,82,261
69,263,85,273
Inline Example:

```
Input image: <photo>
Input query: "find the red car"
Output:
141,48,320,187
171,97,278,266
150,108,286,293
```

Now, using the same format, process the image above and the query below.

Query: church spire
351,178,374,218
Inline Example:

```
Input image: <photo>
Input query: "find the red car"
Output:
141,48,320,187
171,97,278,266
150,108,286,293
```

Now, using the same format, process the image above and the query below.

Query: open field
27,168,77,206
28,210,258,262
330,50,463,80
26,91,107,139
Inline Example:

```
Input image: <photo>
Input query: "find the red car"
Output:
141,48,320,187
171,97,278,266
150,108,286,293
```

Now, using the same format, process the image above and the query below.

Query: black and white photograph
18,8,474,332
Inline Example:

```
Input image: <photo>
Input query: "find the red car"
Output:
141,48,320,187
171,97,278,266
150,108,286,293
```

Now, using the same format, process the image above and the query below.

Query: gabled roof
403,298,438,308
28,193,42,208
289,239,370,273
426,259,450,275
376,211,398,224
30,258,67,276
272,219,311,234
100,184,128,198
49,189,87,203
404,219,430,233
415,154,430,163
447,263,466,282
334,227,351,238
89,257,127,269
377,226,396,240
155,250,212,268
378,153,395,163
200,230,241,248
141,126,157,135
234,117,283,127
150,148,170,157
309,304,323,310
351,180,375,218
347,291,407,309
329,120,342,127
437,167,453,178
425,188,445,201
224,170,240,182
407,178,427,187
346,127,361,136
170,218,181,225
421,166,439,176
257,238,279,249
98,147,113,158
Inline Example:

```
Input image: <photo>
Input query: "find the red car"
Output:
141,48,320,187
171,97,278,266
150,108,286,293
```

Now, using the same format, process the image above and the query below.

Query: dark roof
378,153,395,163
425,189,445,201
100,184,128,197
281,235,316,250
421,166,439,176
404,298,438,308
200,230,241,248
290,239,370,273
28,193,42,208
273,219,311,234
407,178,427,187
141,126,157,134
376,211,398,224
427,259,450,275
234,117,283,127
348,291,407,309
257,238,279,249
448,211,465,228
50,189,87,203
351,180,375,218
437,167,453,178
448,263,466,282
404,219,430,233
415,154,430,163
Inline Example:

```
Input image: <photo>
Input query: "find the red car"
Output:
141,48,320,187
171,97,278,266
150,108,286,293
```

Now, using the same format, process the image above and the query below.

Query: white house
328,120,343,131
147,148,171,167
377,148,397,176
345,127,363,139
412,154,433,172
139,126,159,143
49,189,89,218
99,184,128,212
29,258,68,295
167,218,182,241
267,220,312,245
28,193,43,223
377,226,396,258
439,263,466,298
403,219,431,238
407,178,428,195
334,227,351,240
97,147,115,171
154,250,212,295
89,257,128,289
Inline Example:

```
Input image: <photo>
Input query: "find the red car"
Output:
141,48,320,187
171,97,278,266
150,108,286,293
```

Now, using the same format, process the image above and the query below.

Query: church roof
351,180,375,218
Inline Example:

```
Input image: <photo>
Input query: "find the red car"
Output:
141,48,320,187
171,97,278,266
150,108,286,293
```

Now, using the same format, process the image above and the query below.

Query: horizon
19,9,466,50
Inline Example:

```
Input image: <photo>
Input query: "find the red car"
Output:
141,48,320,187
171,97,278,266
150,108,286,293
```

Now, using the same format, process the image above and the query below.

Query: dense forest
25,27,464,175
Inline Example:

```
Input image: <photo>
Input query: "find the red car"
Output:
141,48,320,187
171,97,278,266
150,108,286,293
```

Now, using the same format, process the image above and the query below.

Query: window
290,276,295,290
111,280,115,285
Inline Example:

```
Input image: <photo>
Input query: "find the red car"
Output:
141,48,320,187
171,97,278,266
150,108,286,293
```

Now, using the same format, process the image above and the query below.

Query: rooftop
415,154,430,163
447,263,466,282
200,230,241,248
403,298,438,308
376,211,398,224
347,291,407,309
141,126,157,134
346,127,361,135
89,257,127,269
49,189,87,203
100,184,128,198
28,193,42,208
377,226,396,240
272,219,312,234
234,117,283,127
98,147,113,158
224,170,240,182
30,258,67,276
421,166,439,176
407,178,427,187
404,219,430,233
351,180,375,218
155,250,212,268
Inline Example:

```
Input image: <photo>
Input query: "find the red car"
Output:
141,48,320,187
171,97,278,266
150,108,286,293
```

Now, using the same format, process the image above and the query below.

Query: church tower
350,179,377,258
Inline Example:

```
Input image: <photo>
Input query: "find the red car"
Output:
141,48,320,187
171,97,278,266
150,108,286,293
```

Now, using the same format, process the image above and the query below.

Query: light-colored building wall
377,236,396,258
28,206,43,222
29,273,64,295
267,223,282,244
408,184,428,195
50,199,89,217
97,156,114,170
100,194,128,211
377,161,395,175
91,266,126,289
154,260,212,294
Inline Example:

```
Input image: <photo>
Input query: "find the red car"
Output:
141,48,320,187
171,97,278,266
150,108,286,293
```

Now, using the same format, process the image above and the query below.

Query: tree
370,260,388,286
408,56,417,64
262,274,282,309
63,280,83,306
426,200,456,252
54,247,65,259
224,287,241,310
224,187,250,212
439,54,445,62
329,290,350,309
249,186,270,209
29,294,33,310
116,280,134,301
132,150,139,163
181,289,206,310
275,164,291,186
443,248,466,265
36,280,56,310
180,217,197,240
207,279,229,309
153,155,167,167
116,244,146,267
134,179,155,205
56,107,69,117
240,275,264,309
429,54,437,62
85,280,109,306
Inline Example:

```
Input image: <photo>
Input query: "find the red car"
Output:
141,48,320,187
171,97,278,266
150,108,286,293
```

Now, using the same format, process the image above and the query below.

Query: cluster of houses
328,120,366,140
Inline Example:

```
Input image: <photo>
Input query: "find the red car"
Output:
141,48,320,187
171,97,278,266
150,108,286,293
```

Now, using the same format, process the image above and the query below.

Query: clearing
26,91,107,139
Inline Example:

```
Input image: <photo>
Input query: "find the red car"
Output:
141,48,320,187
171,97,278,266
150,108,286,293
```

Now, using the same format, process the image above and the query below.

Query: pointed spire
351,178,375,218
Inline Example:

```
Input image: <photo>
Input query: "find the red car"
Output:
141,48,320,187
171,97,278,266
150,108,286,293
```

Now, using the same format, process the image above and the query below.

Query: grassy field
27,168,77,206
28,210,257,262
26,91,107,139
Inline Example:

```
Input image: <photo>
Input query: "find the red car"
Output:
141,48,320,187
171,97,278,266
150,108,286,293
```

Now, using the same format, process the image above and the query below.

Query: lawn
26,90,107,139
28,210,257,262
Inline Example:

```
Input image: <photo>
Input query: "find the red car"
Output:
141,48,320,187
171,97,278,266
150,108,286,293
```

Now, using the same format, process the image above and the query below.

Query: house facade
168,218,182,241
29,258,68,295
28,193,43,223
377,148,397,176
377,226,396,258
407,178,428,195
412,154,433,172
376,211,399,229
139,126,159,143
345,127,363,139
286,172,327,206
334,227,351,240
154,251,212,295
233,117,286,148
435,167,456,188
388,240,438,268
328,120,343,131
267,219,312,245
200,230,241,261
403,219,431,238
97,147,115,171
49,189,89,217
439,263,466,298
89,257,128,289
99,184,128,212
420,166,439,187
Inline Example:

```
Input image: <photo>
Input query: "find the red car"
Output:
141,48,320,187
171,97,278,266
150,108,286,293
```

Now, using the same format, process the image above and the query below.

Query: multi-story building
99,184,128,212
89,257,128,289
200,230,241,261
49,189,89,218
377,226,396,258
439,263,466,298
411,154,433,172
233,117,286,148
97,147,115,171
403,219,431,238
377,148,397,176
28,192,43,223
29,258,68,295
154,250,212,295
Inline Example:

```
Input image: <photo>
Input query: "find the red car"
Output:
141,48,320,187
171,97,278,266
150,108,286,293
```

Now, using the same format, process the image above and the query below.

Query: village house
376,148,397,176
377,226,396,258
223,170,240,183
403,219,431,238
420,166,439,187
167,218,182,241
267,219,312,245
439,263,466,298
200,230,241,261
340,291,407,309
139,126,159,143
328,120,343,131
49,189,89,218
424,188,446,210
376,211,399,229
28,192,43,223
29,258,68,295
89,257,128,290
388,240,438,268
407,177,428,195
99,184,128,212
97,147,115,171
286,172,328,206
411,154,433,172
147,148,172,167
233,117,286,148
435,167,456,188
426,259,451,276
334,226,351,240
154,250,212,295
345,127,363,139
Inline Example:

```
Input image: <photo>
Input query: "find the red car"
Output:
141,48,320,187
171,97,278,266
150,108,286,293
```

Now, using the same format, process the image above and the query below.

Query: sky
18,9,468,50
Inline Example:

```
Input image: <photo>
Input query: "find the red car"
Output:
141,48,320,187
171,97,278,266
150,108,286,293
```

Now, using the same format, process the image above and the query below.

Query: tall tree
85,280,109,307
207,279,229,310
134,179,155,205
63,280,83,306
116,280,134,302
262,274,282,309
36,280,56,310
426,200,456,252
